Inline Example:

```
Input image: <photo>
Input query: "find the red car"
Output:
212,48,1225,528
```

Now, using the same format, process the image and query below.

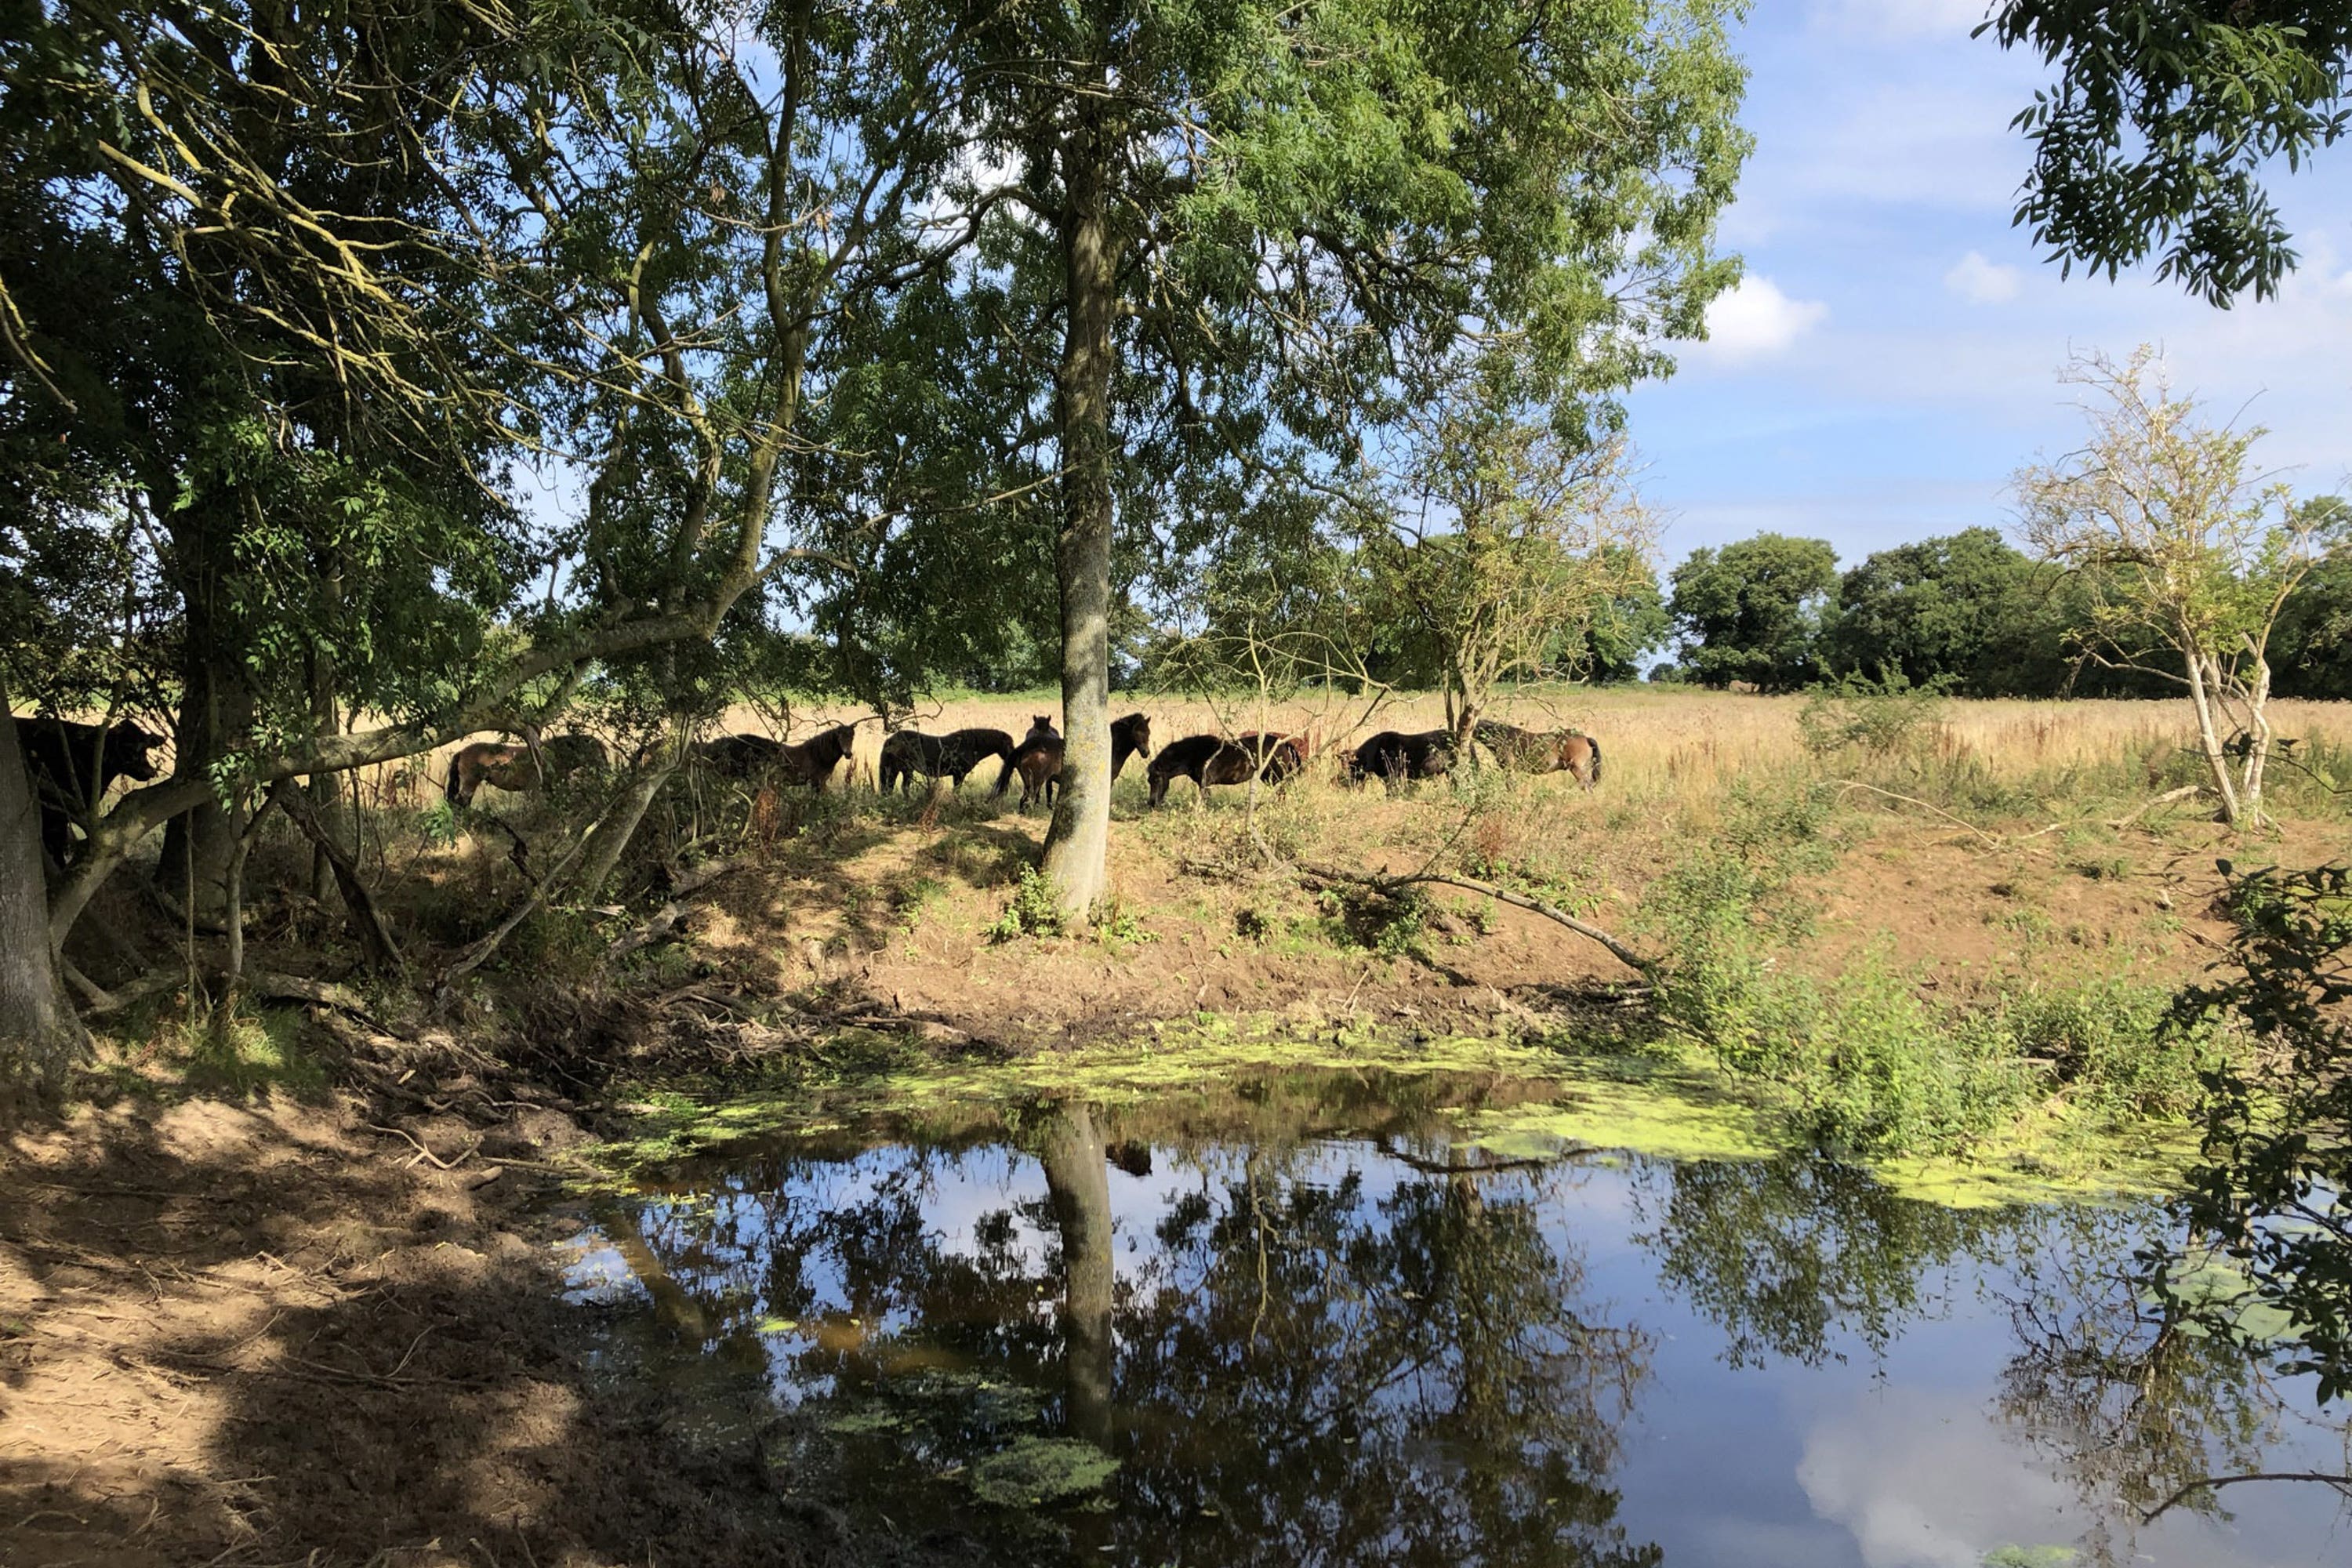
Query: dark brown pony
1475,720,1602,789
1344,728,1454,788
1146,730,1305,807
880,727,1029,793
445,732,609,807
16,716,163,866
993,713,1150,811
774,723,860,788
694,724,858,789
694,732,785,779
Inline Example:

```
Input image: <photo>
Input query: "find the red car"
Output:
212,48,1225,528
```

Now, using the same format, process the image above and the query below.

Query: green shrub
1798,669,1947,759
985,866,1065,942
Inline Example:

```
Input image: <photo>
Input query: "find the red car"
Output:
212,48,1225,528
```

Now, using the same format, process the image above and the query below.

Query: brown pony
1475,720,1602,789
774,723,860,789
445,732,610,807
992,715,1062,808
993,713,1150,811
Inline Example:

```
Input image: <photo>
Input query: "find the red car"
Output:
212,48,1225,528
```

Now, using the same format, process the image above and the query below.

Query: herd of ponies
441,713,1603,814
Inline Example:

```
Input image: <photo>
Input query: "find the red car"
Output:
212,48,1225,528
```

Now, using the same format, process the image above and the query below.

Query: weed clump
1641,782,2229,1156
985,865,1065,942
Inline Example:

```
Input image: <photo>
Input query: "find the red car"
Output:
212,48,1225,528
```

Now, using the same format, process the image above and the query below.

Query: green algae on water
586,1011,2206,1210
967,1437,1120,1508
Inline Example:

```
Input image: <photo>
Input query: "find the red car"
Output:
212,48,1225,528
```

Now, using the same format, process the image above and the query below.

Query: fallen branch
1298,860,1653,976
2141,1470,2352,1523
1831,780,2002,847
608,854,755,959
2107,782,2206,830
248,970,373,1018
275,781,408,977
74,968,186,1017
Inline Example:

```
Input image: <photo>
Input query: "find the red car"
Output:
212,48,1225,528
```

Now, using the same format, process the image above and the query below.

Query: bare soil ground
0,1074,970,1568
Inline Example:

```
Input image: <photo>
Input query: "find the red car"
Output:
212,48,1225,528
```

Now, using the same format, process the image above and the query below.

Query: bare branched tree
2017,347,2343,827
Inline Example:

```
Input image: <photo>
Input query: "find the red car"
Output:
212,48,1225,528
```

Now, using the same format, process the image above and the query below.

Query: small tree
2018,347,2342,826
1365,351,1660,749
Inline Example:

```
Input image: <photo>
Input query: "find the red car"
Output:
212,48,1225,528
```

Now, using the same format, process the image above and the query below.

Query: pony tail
992,750,1018,797
445,757,463,806
1588,735,1602,787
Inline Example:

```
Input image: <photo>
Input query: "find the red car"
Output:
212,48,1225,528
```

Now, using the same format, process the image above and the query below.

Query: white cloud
1809,0,1992,40
1694,277,1831,365
1944,250,2023,304
1795,1386,2296,1568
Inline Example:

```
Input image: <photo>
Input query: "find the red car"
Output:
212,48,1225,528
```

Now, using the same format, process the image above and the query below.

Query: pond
558,1063,2352,1566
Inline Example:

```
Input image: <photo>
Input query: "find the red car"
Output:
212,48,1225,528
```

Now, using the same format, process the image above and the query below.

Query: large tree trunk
1,676,83,1114
1038,56,1118,928
1038,1101,1115,1448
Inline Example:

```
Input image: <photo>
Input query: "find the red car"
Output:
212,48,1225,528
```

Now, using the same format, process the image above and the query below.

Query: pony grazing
445,732,608,807
1146,731,1305,807
992,713,1150,811
880,727,1022,793
1475,720,1602,789
1345,729,1454,787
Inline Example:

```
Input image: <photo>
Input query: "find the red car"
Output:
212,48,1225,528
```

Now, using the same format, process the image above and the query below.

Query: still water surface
561,1067,2351,1566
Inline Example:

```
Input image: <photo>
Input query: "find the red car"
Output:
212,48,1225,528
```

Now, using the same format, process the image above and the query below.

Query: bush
985,865,1065,942
1797,669,1947,760
1640,779,2211,1156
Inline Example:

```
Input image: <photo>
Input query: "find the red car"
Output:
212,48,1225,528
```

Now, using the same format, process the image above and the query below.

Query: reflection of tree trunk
1039,1101,1114,1447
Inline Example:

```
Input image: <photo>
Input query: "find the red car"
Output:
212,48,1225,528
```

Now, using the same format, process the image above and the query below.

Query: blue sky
1624,0,2352,570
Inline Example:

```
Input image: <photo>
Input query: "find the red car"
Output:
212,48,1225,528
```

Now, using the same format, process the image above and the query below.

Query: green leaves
1984,2,2352,304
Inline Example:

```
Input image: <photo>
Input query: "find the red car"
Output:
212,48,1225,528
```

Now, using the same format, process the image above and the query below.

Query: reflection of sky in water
591,1134,2352,1567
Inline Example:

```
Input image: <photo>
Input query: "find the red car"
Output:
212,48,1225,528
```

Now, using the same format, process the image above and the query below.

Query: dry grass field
352,684,2352,815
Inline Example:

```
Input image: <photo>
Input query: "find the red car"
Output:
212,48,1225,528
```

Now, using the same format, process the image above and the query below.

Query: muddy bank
0,1067,966,1568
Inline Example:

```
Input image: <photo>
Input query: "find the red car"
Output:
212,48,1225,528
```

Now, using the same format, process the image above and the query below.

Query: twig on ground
1831,780,2005,846
2108,782,2207,829
1297,860,1653,975
360,1123,474,1171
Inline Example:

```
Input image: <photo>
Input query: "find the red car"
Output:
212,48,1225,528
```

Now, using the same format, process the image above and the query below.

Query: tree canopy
1667,533,1839,692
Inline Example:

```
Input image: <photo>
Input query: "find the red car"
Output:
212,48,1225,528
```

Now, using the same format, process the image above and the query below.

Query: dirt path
0,1089,925,1568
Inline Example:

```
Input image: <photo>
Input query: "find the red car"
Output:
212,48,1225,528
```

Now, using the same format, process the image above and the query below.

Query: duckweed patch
967,1437,1120,1508
590,1016,2200,1210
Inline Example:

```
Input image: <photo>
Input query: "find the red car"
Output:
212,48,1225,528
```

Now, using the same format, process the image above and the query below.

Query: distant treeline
931,520,2351,702
1654,524,2352,699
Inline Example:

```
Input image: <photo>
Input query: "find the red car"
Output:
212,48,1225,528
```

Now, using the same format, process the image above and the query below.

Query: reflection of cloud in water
1797,1386,2286,1568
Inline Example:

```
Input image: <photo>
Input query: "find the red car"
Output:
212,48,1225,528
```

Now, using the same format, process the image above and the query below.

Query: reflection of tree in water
1635,1157,2005,1367
1116,1147,1656,1567
1638,1159,2343,1565
1992,1206,2300,1566
623,1100,1659,1566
